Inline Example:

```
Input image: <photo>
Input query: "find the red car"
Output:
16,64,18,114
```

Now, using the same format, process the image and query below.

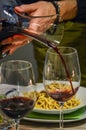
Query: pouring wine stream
21,28,74,94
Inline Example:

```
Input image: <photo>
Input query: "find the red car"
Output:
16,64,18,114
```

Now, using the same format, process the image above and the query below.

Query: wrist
51,1,61,24
57,0,78,21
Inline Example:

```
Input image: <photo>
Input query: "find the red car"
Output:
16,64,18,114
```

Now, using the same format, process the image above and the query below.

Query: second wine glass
0,60,36,130
43,46,81,130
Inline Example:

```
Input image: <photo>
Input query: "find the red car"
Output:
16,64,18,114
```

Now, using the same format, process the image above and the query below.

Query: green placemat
26,106,86,120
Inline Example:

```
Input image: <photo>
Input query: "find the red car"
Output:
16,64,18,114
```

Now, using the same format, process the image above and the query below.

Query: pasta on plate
23,84,86,114
34,90,81,110
23,90,81,110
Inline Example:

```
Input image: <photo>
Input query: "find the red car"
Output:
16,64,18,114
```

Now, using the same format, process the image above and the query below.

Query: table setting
0,0,86,129
24,83,86,123
0,84,86,130
0,47,86,130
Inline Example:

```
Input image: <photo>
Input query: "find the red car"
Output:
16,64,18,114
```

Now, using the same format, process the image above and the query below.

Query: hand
14,1,56,33
1,34,31,55
1,0,78,55
1,1,56,55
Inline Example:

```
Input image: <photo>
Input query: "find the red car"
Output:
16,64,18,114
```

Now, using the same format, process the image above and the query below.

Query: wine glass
0,60,36,130
43,46,81,130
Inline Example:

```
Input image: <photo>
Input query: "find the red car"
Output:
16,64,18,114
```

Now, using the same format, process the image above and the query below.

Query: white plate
33,83,86,114
24,110,86,123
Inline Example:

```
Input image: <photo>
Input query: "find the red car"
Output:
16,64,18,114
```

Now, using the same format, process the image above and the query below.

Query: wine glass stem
15,119,20,130
59,102,64,130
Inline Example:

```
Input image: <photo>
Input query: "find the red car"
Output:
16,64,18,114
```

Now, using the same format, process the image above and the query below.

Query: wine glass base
0,115,13,130
0,122,12,130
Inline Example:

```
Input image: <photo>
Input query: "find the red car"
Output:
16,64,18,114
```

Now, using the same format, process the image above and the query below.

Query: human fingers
2,43,25,55
9,45,23,54
14,4,36,14
1,34,31,45
1,37,32,55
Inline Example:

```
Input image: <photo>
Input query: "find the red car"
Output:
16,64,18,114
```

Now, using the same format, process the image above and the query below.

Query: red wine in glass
0,97,35,119
48,86,79,102
0,60,36,130
43,46,81,130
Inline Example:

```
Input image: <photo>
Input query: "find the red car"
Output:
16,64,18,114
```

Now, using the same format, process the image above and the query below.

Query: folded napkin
26,106,86,120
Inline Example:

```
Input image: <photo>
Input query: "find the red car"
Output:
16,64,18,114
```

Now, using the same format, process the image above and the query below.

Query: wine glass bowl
0,60,36,130
43,46,81,130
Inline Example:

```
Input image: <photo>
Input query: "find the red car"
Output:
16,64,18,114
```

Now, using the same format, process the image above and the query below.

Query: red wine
48,87,79,102
0,97,35,119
